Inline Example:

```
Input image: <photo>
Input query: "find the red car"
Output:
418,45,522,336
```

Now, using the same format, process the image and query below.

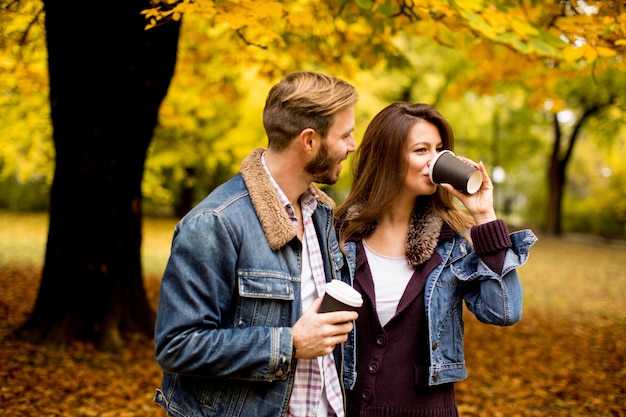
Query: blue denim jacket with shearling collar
153,148,355,417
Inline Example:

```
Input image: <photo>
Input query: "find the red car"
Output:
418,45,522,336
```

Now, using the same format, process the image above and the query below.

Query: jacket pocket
238,272,295,301
237,272,296,327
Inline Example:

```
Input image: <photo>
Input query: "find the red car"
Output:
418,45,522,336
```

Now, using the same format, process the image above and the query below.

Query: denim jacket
341,217,537,387
153,149,354,417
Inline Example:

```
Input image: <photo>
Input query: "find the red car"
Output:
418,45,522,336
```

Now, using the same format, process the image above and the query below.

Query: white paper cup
319,280,363,313
429,150,483,194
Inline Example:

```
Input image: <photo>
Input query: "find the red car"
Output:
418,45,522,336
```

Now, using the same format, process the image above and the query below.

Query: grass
515,235,626,319
3,211,625,317
1,210,625,416
0,210,177,277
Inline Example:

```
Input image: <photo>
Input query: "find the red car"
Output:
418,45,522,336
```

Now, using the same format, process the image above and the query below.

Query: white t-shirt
363,240,415,327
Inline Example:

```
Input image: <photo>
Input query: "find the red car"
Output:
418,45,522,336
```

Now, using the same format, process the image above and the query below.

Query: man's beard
305,141,343,185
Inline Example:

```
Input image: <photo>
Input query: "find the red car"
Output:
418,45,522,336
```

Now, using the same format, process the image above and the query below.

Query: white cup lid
324,280,363,307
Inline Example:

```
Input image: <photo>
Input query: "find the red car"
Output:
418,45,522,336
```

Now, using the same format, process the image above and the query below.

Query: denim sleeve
154,210,293,382
458,229,537,326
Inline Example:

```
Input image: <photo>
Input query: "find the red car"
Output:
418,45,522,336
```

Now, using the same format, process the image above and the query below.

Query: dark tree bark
545,106,604,236
17,0,181,351
545,113,566,236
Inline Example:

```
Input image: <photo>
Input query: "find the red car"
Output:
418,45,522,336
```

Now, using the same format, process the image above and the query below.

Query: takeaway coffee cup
429,150,483,194
319,280,363,313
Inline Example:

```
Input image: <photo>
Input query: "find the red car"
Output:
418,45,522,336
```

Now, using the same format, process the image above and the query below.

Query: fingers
319,310,359,324
457,155,478,168
293,297,358,359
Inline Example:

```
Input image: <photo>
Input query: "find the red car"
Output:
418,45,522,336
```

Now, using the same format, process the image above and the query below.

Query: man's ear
298,128,318,153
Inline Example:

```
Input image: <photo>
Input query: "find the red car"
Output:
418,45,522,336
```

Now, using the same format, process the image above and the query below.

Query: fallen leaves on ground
456,310,626,417
1,265,625,416
1,266,162,417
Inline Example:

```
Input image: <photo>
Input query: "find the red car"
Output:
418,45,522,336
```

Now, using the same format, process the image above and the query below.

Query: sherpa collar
405,199,444,267
240,148,335,250
345,198,445,267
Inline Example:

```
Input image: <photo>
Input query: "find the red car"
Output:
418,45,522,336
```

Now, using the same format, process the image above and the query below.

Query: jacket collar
346,198,453,267
240,148,335,250
405,199,444,267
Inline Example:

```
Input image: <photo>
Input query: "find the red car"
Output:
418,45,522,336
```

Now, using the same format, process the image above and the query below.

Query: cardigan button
375,334,387,347
367,361,379,373
362,389,371,401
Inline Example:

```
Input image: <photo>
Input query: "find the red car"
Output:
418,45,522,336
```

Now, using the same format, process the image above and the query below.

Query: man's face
305,107,356,185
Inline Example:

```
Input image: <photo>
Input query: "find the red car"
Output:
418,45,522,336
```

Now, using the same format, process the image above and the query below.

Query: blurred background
1,1,625,415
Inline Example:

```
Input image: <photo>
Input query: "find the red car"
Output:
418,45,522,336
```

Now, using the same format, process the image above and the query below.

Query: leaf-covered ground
0,266,163,417
1,236,625,416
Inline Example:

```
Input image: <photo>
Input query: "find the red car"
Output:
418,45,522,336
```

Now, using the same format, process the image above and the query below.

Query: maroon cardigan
346,223,509,417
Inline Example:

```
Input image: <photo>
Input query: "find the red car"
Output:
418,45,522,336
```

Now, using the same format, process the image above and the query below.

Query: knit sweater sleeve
470,219,512,275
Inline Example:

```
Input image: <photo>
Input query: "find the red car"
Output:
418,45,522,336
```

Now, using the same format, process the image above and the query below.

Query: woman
335,102,537,417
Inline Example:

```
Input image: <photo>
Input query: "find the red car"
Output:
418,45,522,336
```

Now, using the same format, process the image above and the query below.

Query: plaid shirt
262,154,344,417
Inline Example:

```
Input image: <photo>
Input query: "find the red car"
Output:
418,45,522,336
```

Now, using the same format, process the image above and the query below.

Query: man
154,71,359,417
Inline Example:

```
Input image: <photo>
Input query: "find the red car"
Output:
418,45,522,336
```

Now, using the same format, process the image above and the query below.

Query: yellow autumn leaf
244,1,284,20
510,18,539,38
415,20,438,39
596,46,617,57
614,39,626,46
480,8,509,34
463,10,498,39
287,10,311,28
452,0,485,12
561,45,584,62
436,24,458,46
583,44,599,61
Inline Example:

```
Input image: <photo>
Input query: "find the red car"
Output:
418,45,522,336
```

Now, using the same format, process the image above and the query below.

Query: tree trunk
545,114,565,236
545,106,605,236
17,0,180,351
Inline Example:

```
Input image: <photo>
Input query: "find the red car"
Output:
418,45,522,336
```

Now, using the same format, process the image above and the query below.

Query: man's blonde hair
263,71,358,151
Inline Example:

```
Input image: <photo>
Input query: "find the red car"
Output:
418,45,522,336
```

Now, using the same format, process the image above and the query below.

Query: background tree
548,69,626,235
15,0,181,351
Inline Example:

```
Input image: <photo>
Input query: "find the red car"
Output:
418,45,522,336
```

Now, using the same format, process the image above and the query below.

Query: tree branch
235,27,268,50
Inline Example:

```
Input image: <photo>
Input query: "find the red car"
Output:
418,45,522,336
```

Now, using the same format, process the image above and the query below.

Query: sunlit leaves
4,0,626,214
0,1,53,187
139,0,624,102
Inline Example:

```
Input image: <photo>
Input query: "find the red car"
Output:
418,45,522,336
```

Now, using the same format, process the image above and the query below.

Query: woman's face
402,120,443,198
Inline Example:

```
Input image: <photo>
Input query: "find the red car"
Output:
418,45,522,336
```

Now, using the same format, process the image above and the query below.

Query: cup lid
325,280,363,307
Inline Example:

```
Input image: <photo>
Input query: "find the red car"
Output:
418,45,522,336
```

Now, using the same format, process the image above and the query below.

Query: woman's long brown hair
335,102,474,248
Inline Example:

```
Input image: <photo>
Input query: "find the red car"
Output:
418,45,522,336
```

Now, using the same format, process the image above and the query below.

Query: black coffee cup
319,280,363,313
429,150,483,194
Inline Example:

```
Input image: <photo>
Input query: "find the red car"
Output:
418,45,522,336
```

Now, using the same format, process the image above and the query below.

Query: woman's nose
427,150,438,166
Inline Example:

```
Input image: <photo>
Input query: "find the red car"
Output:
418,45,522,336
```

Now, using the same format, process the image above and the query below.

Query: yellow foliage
584,44,599,61
450,0,485,13
562,45,586,63
510,18,539,38
5,0,626,206
596,45,617,57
